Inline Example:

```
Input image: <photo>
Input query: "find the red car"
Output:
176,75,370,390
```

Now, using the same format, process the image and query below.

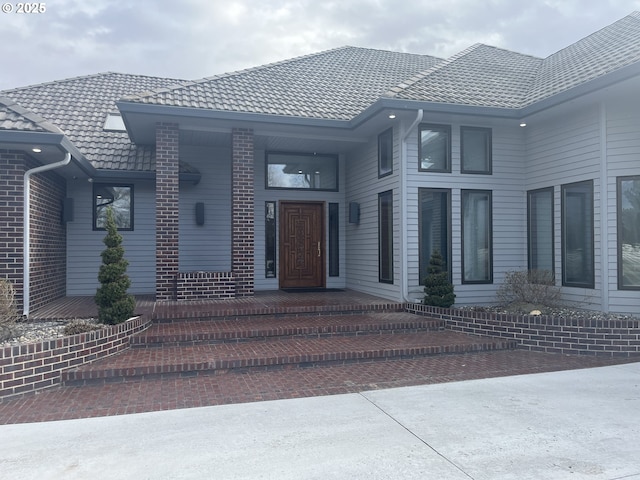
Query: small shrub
423,250,456,308
0,279,21,342
95,208,135,325
496,269,560,307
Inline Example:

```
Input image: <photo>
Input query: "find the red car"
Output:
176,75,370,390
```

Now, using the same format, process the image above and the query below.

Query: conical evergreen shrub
423,250,456,308
95,207,135,324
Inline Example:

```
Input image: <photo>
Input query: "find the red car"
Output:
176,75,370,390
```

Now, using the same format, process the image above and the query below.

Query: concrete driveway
1,362,639,479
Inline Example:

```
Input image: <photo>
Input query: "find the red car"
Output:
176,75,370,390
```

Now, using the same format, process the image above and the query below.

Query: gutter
399,109,423,303
23,152,72,317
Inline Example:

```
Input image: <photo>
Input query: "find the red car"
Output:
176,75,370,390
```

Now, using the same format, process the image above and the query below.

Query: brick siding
155,123,180,301
27,156,67,310
406,304,640,357
0,151,66,312
0,150,26,307
231,128,255,297
0,315,150,399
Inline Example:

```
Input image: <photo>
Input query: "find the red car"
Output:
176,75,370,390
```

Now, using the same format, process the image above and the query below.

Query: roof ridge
0,96,64,133
384,43,485,98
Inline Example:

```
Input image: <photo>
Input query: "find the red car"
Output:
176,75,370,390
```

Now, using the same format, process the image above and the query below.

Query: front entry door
279,202,325,289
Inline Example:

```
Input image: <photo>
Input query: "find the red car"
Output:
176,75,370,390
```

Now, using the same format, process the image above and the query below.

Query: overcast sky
1,0,639,91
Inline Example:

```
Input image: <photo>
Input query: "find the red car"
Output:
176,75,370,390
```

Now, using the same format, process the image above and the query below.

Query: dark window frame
461,189,493,284
527,187,555,277
378,128,393,178
378,190,394,284
418,123,451,173
265,151,339,191
561,180,594,288
93,183,134,231
418,188,452,284
617,175,640,290
460,126,492,174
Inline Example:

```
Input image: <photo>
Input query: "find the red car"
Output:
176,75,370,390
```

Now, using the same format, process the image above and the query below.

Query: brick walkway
1,349,635,425
2,291,636,425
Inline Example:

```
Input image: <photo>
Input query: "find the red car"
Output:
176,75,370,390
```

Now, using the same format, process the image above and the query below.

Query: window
618,176,640,290
418,124,451,172
461,126,492,174
103,113,126,132
419,189,451,284
266,152,338,191
329,203,339,276
378,128,393,177
265,202,276,278
528,188,554,274
379,190,394,283
561,180,593,288
461,190,492,283
93,184,133,230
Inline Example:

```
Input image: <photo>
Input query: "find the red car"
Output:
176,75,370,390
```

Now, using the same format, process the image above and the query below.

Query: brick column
232,128,255,296
0,150,26,310
155,123,180,301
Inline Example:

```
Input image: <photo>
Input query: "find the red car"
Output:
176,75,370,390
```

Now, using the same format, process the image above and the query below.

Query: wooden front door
279,202,325,289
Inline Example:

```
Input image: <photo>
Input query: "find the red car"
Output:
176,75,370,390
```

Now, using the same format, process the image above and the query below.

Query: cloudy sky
1,0,639,90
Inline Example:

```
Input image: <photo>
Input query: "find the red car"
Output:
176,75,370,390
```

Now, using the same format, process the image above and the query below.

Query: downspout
23,152,72,317
400,109,423,303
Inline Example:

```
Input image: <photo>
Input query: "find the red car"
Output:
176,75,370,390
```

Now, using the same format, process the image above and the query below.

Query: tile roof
391,12,640,108
0,96,63,133
1,12,639,174
524,11,640,105
1,73,188,171
386,44,542,108
121,47,442,120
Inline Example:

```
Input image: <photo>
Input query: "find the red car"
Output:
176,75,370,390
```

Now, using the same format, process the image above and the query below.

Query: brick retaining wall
406,304,640,357
0,315,151,399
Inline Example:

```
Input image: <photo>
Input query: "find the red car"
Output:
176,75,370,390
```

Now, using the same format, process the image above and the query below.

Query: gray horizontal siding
405,118,527,305
178,146,232,272
604,98,640,314
345,126,401,301
66,180,156,295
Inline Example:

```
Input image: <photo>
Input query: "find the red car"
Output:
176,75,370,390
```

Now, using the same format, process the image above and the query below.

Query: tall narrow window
618,176,640,290
418,124,451,172
329,203,339,277
93,184,133,230
378,128,393,177
265,202,276,278
379,190,394,283
462,190,492,283
528,188,554,274
561,180,594,288
461,126,492,174
419,189,451,284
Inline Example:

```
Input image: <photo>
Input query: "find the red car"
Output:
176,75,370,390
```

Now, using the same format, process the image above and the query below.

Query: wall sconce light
195,202,205,225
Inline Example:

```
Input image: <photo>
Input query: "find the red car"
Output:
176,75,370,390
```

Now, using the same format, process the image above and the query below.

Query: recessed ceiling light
32,147,42,153
519,122,527,128
388,113,396,119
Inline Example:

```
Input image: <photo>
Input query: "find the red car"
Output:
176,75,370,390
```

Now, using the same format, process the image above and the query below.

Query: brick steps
62,312,516,386
132,312,443,346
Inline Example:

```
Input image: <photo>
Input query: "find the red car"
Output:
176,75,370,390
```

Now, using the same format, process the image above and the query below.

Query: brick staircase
61,306,517,387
